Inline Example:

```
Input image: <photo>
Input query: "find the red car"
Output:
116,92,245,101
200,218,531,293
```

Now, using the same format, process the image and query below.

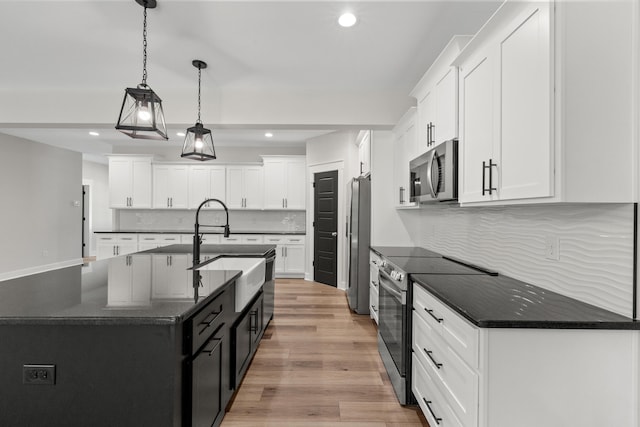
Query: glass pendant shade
181,123,216,161
116,84,168,140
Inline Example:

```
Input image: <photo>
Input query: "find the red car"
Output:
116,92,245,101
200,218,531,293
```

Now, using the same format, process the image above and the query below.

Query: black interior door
314,170,338,286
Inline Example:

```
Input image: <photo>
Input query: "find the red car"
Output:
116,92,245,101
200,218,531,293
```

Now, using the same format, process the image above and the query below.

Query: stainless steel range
377,254,496,405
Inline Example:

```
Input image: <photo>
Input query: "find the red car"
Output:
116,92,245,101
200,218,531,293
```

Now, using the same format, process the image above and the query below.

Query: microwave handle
424,149,438,198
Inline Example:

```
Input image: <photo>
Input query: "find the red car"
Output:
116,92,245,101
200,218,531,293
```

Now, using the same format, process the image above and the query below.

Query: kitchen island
0,244,275,427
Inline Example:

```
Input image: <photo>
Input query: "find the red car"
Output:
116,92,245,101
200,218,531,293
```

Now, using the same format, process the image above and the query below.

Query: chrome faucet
192,198,230,301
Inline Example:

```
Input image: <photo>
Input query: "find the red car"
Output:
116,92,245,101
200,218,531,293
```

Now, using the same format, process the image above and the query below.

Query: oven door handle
378,271,405,304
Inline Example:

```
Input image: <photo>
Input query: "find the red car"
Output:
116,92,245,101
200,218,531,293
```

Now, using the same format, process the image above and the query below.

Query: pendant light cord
197,66,202,124
142,5,148,85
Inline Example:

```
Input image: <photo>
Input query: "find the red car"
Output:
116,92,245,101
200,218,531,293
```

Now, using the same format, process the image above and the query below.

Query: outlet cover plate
23,364,56,385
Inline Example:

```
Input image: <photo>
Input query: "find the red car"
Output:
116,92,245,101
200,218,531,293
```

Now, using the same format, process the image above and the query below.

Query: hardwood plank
221,279,429,427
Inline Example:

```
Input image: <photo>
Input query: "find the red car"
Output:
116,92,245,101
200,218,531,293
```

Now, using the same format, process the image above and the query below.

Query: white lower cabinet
96,234,139,260
151,254,192,299
263,235,305,278
137,234,181,251
107,255,152,307
411,283,639,427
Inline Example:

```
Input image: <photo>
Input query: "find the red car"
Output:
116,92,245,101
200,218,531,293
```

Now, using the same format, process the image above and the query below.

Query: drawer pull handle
425,308,443,323
371,305,377,312
202,336,222,356
424,348,443,369
199,306,223,332
423,398,442,425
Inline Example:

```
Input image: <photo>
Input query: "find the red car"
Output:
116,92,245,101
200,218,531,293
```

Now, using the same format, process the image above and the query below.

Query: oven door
377,269,407,376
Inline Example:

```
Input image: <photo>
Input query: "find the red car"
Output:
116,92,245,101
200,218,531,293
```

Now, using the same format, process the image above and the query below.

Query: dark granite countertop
370,246,441,258
412,273,640,330
0,244,281,325
95,230,305,235
139,244,276,257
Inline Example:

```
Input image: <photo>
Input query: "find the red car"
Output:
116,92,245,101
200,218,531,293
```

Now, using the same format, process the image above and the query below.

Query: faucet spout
193,198,231,302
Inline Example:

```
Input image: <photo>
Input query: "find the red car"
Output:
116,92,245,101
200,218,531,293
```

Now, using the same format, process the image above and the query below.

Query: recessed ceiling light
338,12,357,28
265,132,273,138
89,131,100,136
176,132,186,137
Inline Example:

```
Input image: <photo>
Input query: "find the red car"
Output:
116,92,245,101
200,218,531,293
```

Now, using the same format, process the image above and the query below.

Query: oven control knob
397,272,404,281
380,260,387,268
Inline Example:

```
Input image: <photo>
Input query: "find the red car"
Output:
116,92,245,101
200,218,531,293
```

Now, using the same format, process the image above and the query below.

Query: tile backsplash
402,203,635,318
117,210,306,233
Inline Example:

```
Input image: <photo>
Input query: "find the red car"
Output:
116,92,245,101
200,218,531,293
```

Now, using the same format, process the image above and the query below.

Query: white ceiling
0,0,502,155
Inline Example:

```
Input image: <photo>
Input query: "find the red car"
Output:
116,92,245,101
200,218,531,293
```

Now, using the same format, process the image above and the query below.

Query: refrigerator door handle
331,232,337,237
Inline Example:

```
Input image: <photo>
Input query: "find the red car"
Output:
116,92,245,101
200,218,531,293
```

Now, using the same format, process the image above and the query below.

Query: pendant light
115,0,168,140
181,60,216,161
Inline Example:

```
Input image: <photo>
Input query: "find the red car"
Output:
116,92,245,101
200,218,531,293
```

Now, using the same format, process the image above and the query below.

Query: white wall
112,145,305,163
0,133,83,279
407,203,635,318
82,160,111,256
306,130,359,289
370,130,413,246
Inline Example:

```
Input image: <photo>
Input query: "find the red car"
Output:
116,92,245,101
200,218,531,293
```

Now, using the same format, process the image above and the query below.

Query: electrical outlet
544,235,560,261
23,364,56,385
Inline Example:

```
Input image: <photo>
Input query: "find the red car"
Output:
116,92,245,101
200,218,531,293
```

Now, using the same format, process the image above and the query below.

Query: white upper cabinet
357,131,372,176
392,108,418,208
459,48,499,203
262,156,306,210
108,156,152,209
152,164,189,209
455,0,638,205
188,165,226,209
226,165,264,209
411,35,472,155
458,3,552,204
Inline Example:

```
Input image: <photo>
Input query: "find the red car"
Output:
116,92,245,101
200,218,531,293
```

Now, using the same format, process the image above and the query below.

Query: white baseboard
0,258,84,282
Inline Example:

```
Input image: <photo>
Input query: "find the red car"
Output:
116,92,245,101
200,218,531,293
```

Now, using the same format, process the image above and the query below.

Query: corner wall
82,160,111,256
0,133,83,279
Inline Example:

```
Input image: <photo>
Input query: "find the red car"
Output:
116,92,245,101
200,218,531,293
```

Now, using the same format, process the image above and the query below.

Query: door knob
331,232,338,237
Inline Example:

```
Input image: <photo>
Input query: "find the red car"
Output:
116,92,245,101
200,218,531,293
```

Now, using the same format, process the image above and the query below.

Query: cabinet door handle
423,348,443,369
399,187,404,204
425,308,443,323
482,159,497,196
360,161,364,175
285,198,288,208
430,122,435,145
250,310,259,332
423,398,442,425
113,245,116,256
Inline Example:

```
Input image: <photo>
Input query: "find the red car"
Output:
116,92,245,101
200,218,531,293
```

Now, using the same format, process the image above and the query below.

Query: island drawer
188,287,233,355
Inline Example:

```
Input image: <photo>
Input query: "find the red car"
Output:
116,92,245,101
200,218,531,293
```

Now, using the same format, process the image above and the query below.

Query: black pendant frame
116,84,168,140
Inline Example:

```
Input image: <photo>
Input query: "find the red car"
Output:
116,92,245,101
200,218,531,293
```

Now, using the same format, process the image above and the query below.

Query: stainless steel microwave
409,139,458,203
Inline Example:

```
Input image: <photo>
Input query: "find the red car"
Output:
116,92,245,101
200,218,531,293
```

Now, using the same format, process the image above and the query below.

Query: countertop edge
412,277,640,331
95,230,306,235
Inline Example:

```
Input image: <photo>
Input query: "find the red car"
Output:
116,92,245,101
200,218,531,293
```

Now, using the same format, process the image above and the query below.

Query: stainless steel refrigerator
347,176,371,314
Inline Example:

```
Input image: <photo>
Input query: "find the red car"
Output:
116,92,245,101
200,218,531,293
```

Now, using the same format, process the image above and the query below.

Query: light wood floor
221,278,430,427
